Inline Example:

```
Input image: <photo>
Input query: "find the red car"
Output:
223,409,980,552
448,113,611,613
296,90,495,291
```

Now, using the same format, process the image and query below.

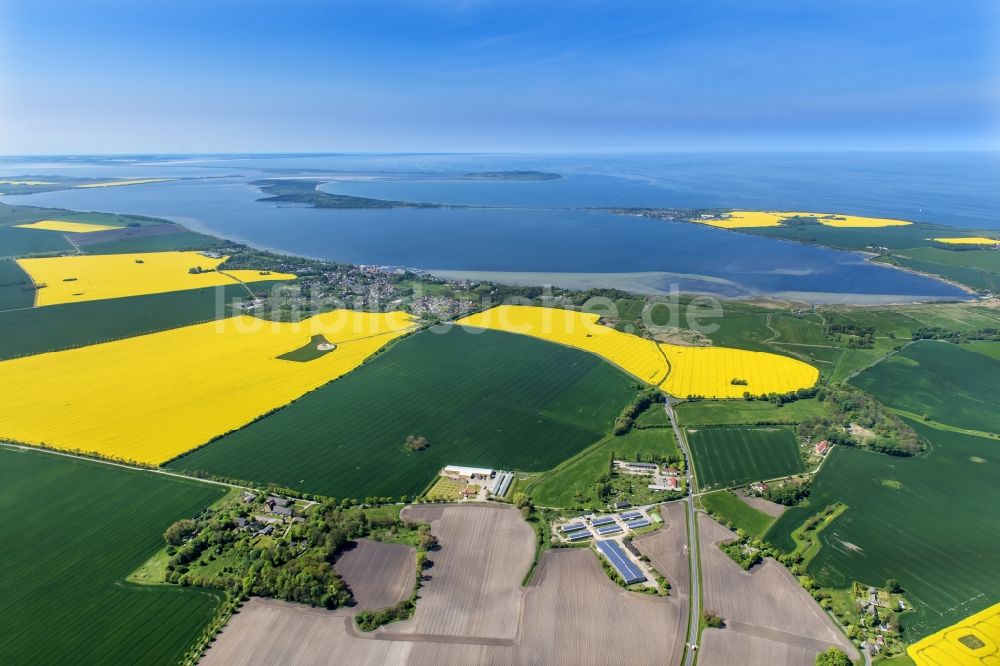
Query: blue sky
0,0,997,153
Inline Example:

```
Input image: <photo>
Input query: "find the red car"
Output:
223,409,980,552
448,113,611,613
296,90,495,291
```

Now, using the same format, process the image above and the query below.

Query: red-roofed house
815,440,830,456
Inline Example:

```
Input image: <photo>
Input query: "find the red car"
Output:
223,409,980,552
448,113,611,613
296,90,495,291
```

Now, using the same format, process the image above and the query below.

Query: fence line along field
0,447,224,664
767,421,1000,638
17,250,295,306
457,305,819,398
171,327,635,499
0,310,417,464
687,426,804,491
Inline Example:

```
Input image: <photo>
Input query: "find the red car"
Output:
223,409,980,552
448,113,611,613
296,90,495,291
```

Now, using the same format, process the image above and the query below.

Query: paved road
665,400,701,666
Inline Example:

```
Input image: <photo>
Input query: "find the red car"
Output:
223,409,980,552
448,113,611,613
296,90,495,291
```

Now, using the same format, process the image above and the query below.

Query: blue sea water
2,152,996,302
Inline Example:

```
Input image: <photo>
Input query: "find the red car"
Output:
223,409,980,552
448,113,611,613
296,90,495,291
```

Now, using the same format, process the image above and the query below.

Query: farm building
441,465,495,481
490,472,513,498
648,477,679,491
596,540,645,585
616,460,658,475
815,440,830,456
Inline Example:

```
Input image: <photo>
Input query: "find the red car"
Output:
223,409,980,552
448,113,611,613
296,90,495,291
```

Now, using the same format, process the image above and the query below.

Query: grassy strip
887,407,999,439
784,502,848,567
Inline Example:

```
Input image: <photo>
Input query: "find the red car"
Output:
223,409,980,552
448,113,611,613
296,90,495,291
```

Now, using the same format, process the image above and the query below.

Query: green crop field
0,202,168,258
0,259,35,310
770,312,830,345
965,340,1000,362
766,421,1000,639
0,282,277,360
171,327,636,499
677,397,826,426
825,308,923,338
83,230,227,254
897,303,1000,331
744,221,951,252
898,246,1000,273
0,224,73,257
0,447,223,663
889,254,1000,292
687,426,804,491
701,490,776,538
528,426,680,508
851,341,1000,434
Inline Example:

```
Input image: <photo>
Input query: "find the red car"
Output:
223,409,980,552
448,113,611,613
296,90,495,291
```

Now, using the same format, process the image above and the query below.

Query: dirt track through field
203,502,688,665
696,513,859,664
335,539,416,611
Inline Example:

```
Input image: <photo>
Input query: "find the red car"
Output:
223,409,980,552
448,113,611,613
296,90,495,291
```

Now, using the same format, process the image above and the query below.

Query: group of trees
796,385,923,456
702,610,725,629
826,322,876,348
814,647,852,666
719,539,762,570
403,435,429,452
912,326,1000,343
758,479,811,506
161,498,408,609
742,386,818,405
613,388,665,434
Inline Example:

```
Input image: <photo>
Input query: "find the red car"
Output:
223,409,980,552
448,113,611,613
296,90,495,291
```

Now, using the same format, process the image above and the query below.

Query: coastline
0,190,978,305
645,215,980,301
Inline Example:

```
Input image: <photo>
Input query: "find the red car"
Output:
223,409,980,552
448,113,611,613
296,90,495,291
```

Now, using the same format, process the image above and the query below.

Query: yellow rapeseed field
74,178,173,188
457,305,668,384
0,310,417,465
908,601,1000,665
701,211,785,229
698,210,912,229
14,219,123,233
658,344,819,399
456,305,818,398
17,251,296,306
932,237,999,246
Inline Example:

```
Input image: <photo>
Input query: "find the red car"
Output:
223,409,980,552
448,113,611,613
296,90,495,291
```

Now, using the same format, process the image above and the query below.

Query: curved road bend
665,400,700,666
